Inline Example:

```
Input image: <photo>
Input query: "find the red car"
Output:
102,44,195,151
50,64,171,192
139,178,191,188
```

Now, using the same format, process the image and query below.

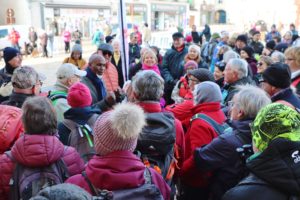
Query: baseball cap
56,63,87,80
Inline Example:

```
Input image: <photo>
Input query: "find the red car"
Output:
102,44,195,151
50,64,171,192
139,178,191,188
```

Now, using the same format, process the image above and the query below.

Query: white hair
223,50,240,63
234,84,271,119
227,58,248,79
271,51,285,63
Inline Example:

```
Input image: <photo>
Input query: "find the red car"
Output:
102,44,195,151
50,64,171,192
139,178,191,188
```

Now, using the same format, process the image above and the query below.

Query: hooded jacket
222,138,300,200
0,134,85,200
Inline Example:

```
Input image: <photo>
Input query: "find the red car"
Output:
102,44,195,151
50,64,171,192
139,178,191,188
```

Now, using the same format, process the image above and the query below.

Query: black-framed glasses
102,50,112,56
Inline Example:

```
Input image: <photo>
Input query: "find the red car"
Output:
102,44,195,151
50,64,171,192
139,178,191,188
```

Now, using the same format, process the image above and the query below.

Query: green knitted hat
252,103,300,152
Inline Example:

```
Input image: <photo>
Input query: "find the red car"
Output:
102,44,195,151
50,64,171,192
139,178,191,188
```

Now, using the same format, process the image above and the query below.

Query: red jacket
165,92,194,131
9,30,20,44
181,102,226,187
0,134,85,200
66,150,171,200
138,101,185,169
102,62,119,93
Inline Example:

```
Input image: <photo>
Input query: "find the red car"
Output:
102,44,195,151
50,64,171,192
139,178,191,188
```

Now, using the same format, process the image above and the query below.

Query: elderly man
49,63,86,122
0,47,22,102
222,58,254,106
260,62,300,109
162,32,188,104
81,54,119,111
2,66,43,108
129,32,141,66
131,70,185,197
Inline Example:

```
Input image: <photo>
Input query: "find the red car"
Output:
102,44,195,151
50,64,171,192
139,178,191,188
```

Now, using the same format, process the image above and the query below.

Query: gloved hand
0,82,13,97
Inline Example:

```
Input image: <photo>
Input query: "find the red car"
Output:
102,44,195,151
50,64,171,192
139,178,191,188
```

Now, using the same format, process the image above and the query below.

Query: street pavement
0,38,96,91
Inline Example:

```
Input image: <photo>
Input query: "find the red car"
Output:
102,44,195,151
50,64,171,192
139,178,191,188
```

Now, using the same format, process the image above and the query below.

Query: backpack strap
144,167,152,184
48,91,67,105
82,171,99,196
191,113,223,135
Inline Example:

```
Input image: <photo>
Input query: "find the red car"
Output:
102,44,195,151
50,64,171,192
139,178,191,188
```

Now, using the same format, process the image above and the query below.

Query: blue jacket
58,107,101,145
271,88,300,109
194,119,253,200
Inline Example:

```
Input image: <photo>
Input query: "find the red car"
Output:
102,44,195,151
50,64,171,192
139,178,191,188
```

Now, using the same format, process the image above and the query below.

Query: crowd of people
0,22,300,200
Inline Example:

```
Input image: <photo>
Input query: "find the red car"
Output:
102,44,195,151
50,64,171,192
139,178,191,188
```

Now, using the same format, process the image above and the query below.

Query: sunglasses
102,50,112,56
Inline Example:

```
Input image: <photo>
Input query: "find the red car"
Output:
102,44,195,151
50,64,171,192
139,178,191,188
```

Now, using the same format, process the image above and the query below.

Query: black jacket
249,40,264,55
0,67,13,103
129,43,141,65
222,138,300,200
58,107,101,145
1,92,34,108
271,88,300,109
111,54,124,88
194,119,253,200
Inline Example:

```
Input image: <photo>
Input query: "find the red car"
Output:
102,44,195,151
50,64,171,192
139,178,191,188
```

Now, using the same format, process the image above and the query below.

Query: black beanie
266,40,276,50
3,47,20,63
236,34,248,44
262,63,291,88
242,46,254,57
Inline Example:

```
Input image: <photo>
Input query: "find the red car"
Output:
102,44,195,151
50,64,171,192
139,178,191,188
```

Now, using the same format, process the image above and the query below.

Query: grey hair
223,50,240,63
227,58,248,79
88,53,105,64
271,51,285,63
131,70,164,101
234,84,271,119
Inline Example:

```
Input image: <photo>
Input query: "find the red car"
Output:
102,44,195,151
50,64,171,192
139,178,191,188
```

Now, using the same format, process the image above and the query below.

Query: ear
237,109,244,119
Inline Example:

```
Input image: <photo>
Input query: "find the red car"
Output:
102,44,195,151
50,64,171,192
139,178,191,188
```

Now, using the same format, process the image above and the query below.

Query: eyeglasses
188,78,199,83
102,50,112,56
257,62,263,66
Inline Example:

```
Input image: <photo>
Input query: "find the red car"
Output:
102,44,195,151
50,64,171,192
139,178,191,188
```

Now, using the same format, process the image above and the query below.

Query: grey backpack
6,149,69,200
83,167,163,200
63,114,99,162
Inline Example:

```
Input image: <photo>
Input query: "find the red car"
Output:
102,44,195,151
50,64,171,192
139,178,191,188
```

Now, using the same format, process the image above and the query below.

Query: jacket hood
64,107,101,124
247,138,300,195
230,119,252,134
11,134,65,167
86,151,145,190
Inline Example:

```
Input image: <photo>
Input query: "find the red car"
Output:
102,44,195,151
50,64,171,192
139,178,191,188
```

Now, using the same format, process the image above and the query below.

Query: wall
0,0,31,25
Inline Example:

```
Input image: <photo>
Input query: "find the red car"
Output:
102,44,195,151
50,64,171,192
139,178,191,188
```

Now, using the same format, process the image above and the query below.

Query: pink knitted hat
67,82,92,108
94,103,146,156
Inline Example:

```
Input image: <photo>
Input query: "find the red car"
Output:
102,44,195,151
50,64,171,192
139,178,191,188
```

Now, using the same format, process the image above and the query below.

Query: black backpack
136,112,177,185
63,114,99,162
191,113,232,136
6,149,69,200
83,167,163,200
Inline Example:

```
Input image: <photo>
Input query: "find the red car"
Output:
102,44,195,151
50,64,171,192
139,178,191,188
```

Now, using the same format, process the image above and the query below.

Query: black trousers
64,41,70,53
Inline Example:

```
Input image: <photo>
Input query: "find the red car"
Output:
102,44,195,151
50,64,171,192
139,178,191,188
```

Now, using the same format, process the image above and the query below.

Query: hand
0,82,13,97
105,92,116,107
114,88,125,103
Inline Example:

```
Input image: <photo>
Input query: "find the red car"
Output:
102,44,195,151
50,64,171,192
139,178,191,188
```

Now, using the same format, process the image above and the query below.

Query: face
102,50,112,62
262,48,271,56
240,50,249,59
260,81,274,96
67,75,80,87
130,34,138,44
72,51,81,60
113,42,120,52
143,53,156,66
253,33,260,41
229,95,243,120
224,64,238,84
236,41,246,49
188,75,200,91
33,80,42,95
188,48,199,60
285,54,297,72
90,58,106,76
8,54,22,68
257,60,268,73
192,25,196,31
214,67,224,80
173,38,184,48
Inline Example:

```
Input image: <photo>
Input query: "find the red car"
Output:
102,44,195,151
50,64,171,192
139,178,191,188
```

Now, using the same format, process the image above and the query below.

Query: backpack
48,91,67,106
83,167,163,200
63,114,99,162
190,113,232,136
136,112,178,185
0,105,23,154
5,149,69,200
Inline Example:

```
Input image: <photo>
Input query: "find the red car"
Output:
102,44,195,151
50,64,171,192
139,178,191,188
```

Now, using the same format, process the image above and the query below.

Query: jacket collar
191,102,221,114
138,101,161,113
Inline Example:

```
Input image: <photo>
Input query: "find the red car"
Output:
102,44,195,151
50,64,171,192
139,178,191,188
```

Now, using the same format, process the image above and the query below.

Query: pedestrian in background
63,28,71,54
63,44,86,70
8,27,20,51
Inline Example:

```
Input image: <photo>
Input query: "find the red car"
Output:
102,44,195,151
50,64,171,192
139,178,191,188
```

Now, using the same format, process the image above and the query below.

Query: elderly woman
111,40,124,88
63,44,87,70
284,46,300,96
271,51,285,63
223,103,300,200
180,81,226,200
181,44,208,71
194,85,271,200
254,55,273,84
129,47,152,79
0,96,85,200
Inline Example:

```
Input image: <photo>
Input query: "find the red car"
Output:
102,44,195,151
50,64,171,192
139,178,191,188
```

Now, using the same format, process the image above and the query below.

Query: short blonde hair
285,46,300,67
142,49,157,64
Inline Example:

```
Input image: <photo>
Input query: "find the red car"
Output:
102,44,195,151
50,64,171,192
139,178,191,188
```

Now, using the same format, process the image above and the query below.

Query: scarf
113,52,120,65
86,67,107,101
142,64,161,76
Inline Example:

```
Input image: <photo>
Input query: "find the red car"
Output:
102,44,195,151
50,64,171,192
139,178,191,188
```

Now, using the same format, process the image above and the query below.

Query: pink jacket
66,150,171,200
0,134,85,200
63,31,71,42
